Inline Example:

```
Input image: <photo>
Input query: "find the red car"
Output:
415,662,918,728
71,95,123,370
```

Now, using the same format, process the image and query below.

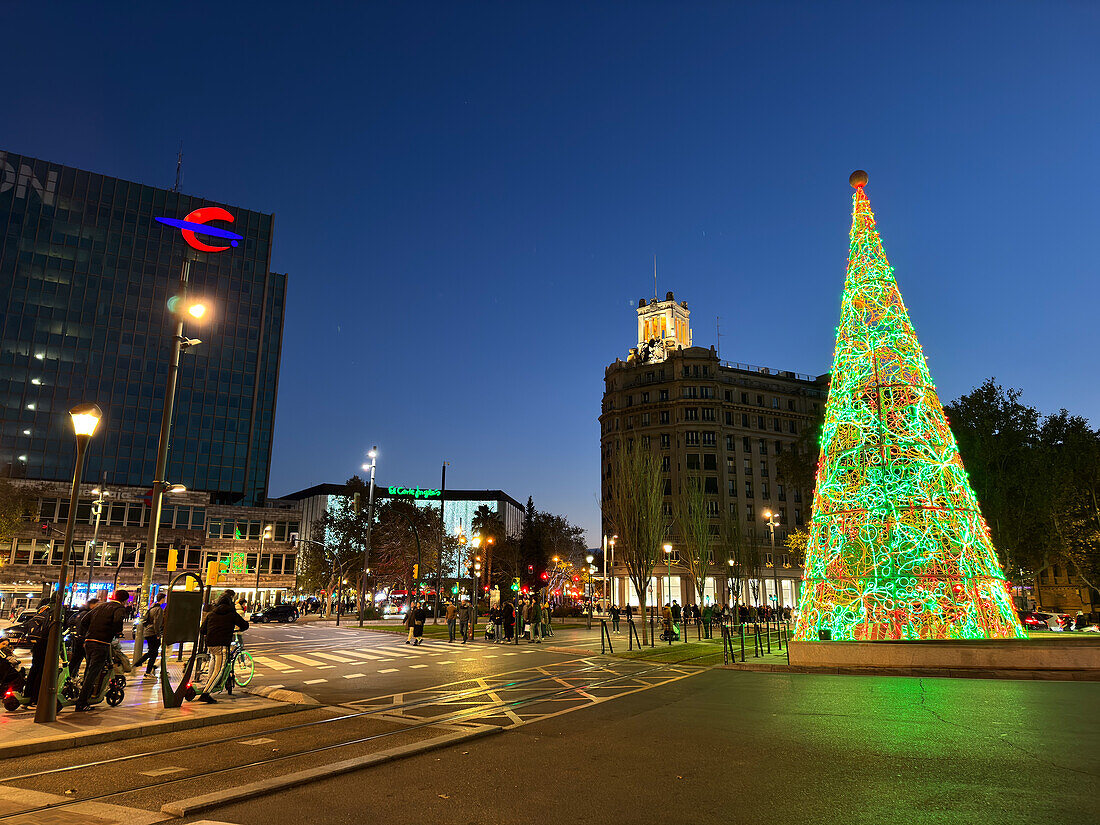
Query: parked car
0,610,38,649
1019,610,1072,631
250,603,299,623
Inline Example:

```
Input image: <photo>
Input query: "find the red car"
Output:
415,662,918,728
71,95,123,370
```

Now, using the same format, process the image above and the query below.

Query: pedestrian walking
610,604,621,633
75,589,129,711
458,599,471,644
66,597,98,678
22,598,53,705
187,590,248,704
134,593,166,676
412,601,426,645
445,601,458,643
530,598,542,644
503,600,515,641
463,599,477,643
404,604,417,644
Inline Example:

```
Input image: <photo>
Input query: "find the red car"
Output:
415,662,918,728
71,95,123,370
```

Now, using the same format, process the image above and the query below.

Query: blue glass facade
0,150,284,504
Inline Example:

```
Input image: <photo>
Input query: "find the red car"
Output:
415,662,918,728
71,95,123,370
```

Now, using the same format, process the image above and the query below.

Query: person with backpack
66,597,99,678
133,593,166,676
75,589,129,712
187,591,248,704
21,598,53,705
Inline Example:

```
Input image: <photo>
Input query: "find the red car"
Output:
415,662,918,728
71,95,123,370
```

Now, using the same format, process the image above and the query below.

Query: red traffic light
39,522,49,534
540,572,548,581
527,565,534,572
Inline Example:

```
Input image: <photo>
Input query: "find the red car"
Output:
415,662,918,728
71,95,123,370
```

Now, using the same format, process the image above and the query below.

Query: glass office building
0,150,285,504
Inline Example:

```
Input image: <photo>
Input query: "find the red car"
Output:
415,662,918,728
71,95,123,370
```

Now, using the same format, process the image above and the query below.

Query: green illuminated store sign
387,486,441,499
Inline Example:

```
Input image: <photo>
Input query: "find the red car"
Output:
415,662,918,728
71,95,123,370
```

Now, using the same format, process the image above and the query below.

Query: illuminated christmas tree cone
794,171,1024,642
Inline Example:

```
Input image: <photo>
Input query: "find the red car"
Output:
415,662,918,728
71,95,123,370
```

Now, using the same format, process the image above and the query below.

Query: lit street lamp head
187,302,207,319
663,544,672,554
164,482,187,494
69,403,103,438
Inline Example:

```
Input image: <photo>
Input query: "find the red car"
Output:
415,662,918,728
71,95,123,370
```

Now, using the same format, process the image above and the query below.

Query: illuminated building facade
601,292,829,608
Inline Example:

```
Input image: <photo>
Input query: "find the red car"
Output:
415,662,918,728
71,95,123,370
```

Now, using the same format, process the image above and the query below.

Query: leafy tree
603,441,666,643
673,477,716,608
0,482,40,565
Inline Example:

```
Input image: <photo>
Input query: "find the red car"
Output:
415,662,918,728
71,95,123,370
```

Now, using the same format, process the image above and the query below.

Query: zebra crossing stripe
254,656,292,671
312,652,355,663
283,654,327,666
335,649,383,660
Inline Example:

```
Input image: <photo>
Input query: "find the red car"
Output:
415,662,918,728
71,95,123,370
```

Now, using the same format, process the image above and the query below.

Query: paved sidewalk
0,676,296,758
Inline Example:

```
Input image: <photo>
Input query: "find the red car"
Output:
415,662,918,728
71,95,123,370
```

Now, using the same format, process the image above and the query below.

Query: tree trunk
638,590,648,644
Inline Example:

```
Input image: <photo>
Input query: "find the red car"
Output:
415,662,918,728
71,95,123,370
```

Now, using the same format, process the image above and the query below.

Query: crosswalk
247,637,546,684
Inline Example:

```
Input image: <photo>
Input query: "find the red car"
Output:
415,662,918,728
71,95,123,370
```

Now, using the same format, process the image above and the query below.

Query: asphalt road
182,669,1100,825
240,620,594,703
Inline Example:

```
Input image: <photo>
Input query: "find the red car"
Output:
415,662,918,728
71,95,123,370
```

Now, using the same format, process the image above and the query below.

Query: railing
720,361,818,382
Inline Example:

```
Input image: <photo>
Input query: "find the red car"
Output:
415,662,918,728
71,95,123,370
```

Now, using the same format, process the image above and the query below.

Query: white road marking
336,649,382,660
316,665,335,670
409,664,428,669
304,678,327,685
312,652,354,663
343,673,366,679
378,668,398,673
283,654,326,667
437,660,455,664
140,766,185,776
254,656,292,671
239,737,275,745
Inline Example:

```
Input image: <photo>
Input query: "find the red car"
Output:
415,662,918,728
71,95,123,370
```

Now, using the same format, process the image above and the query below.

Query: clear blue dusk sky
4,2,1098,542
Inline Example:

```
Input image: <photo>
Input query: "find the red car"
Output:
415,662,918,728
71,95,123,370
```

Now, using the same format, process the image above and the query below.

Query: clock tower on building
633,291,691,363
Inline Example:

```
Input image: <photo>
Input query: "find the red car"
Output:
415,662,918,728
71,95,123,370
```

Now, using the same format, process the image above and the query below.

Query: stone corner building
600,292,828,610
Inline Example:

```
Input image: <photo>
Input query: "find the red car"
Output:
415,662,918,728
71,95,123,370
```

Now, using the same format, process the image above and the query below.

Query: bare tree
674,477,716,609
603,440,665,644
722,506,750,613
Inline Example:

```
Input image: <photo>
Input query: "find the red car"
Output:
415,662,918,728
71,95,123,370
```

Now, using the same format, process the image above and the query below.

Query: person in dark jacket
66,597,99,677
133,593,166,676
75,589,129,711
187,591,249,704
411,602,427,646
22,598,53,704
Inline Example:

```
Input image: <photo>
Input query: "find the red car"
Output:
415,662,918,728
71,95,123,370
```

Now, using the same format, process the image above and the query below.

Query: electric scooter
2,635,126,712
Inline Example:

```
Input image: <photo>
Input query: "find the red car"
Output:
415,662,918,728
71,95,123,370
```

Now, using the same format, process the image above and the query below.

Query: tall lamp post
82,479,109,605
254,523,273,608
358,447,377,626
134,259,206,656
762,510,781,617
36,403,102,723
663,543,673,610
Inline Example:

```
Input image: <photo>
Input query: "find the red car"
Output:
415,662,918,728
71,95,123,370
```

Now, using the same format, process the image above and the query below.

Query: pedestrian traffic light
167,546,179,572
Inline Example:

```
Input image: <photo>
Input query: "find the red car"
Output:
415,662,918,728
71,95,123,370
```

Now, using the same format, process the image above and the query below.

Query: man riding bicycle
187,590,248,704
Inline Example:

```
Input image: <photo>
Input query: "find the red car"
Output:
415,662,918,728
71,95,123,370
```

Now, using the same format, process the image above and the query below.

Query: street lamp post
254,523,273,608
82,478,109,606
134,259,205,656
35,403,102,724
359,447,377,626
663,543,673,610
763,510,781,619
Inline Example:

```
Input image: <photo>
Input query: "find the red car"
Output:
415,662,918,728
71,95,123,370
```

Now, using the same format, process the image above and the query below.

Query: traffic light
167,546,179,572
206,559,220,586
540,572,548,581
39,522,49,535
412,563,419,579
511,577,520,592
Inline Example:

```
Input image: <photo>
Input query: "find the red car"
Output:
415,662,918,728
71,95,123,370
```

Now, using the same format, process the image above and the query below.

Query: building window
626,395,633,407
642,413,650,425
664,479,672,496
727,457,736,473
642,392,650,402
662,456,671,472
746,503,755,521
660,433,671,449
704,477,719,494
742,437,751,452
795,508,803,525
705,500,720,517
660,411,670,424
788,421,797,434
772,397,779,409
726,436,734,451
725,391,733,402
743,458,752,473
685,432,699,446
702,408,715,421
787,399,795,411
761,482,770,499
760,461,769,478
794,488,802,503
682,387,699,399
641,436,651,448
757,395,764,406
758,439,767,454
773,417,781,431
741,392,749,403
757,416,766,429
777,484,786,501
741,414,750,427
663,503,673,516
685,408,699,421
687,454,701,470
725,412,733,425
659,389,669,401
745,481,753,498
702,432,716,446
703,454,717,470
701,386,714,398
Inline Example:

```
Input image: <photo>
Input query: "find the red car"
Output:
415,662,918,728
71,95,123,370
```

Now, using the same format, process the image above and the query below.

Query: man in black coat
133,593,166,676
22,598,53,704
75,589,129,711
188,590,248,704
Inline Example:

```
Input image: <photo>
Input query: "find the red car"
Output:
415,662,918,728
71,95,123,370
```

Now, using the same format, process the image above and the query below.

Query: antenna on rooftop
172,142,183,193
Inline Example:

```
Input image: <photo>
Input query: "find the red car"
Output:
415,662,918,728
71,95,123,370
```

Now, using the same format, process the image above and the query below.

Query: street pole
359,447,377,626
433,461,448,622
135,258,194,657
36,403,101,724
763,511,781,620
83,476,107,605
254,524,272,608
